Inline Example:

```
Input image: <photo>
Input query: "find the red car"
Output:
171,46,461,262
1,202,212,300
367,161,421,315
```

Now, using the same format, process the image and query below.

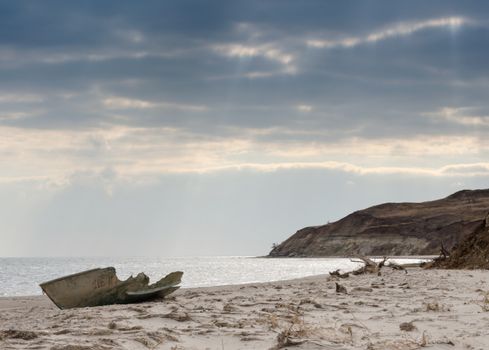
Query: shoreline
260,255,437,259
0,273,332,302
2,268,489,349
1,256,433,298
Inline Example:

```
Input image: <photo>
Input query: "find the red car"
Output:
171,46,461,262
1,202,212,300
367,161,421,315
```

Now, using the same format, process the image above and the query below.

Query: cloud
102,96,208,112
1,3,488,139
213,43,296,74
103,97,155,109
0,93,44,103
1,119,488,189
0,2,489,182
0,111,36,121
296,104,312,112
198,161,489,177
425,107,489,126
307,16,470,49
440,163,489,175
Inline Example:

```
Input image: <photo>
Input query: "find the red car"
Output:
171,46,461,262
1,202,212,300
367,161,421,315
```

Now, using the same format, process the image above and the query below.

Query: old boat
39,267,183,309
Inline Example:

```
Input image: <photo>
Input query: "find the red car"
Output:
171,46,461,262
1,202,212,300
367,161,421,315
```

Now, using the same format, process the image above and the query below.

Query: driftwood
349,256,411,276
350,256,386,275
385,261,408,274
440,241,450,259
329,269,350,278
335,282,348,294
329,256,418,281
423,242,451,268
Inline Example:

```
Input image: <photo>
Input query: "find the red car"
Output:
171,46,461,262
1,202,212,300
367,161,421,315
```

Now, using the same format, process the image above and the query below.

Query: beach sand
1,268,489,349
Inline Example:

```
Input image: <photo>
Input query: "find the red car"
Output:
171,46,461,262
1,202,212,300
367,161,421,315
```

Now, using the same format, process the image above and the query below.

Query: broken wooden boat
39,267,183,309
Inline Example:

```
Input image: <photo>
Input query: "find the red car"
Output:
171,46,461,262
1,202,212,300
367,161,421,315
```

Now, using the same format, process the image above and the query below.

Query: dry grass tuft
479,291,489,311
270,314,310,349
423,301,450,312
267,314,280,329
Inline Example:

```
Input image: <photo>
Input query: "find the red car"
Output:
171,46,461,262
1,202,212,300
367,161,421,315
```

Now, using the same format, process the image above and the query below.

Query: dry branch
329,269,350,278
349,256,411,275
350,256,382,275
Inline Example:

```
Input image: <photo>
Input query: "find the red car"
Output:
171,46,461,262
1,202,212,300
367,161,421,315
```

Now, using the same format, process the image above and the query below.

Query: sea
0,256,425,297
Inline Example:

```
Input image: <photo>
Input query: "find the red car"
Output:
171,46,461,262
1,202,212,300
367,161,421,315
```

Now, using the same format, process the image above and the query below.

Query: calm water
0,256,424,296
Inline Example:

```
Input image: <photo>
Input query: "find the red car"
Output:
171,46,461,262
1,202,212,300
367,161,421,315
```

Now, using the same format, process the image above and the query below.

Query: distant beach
2,268,489,349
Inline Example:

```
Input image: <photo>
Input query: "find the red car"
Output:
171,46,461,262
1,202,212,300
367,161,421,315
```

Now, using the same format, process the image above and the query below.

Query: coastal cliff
429,212,489,269
269,189,489,257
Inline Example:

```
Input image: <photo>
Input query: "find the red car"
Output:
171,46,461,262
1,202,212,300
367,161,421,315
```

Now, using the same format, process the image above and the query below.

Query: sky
1,1,489,257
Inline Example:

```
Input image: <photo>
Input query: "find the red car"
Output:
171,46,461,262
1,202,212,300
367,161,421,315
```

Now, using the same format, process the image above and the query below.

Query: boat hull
40,267,119,309
40,267,182,309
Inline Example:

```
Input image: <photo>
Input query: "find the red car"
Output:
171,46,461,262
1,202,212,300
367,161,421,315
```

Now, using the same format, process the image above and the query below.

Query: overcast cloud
1,1,489,256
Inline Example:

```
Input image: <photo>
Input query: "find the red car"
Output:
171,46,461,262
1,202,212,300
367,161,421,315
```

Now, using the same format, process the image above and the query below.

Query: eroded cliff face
428,213,489,269
269,189,489,257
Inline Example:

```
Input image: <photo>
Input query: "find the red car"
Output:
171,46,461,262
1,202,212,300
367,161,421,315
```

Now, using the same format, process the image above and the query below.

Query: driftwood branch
349,256,412,276
329,269,350,279
440,241,450,259
424,242,451,268
350,255,383,275
385,261,408,274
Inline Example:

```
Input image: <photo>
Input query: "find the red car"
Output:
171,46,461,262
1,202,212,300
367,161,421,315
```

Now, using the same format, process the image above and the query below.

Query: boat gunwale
39,267,116,288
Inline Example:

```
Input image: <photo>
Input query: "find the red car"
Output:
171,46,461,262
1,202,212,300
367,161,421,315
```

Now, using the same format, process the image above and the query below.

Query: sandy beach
1,268,489,349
